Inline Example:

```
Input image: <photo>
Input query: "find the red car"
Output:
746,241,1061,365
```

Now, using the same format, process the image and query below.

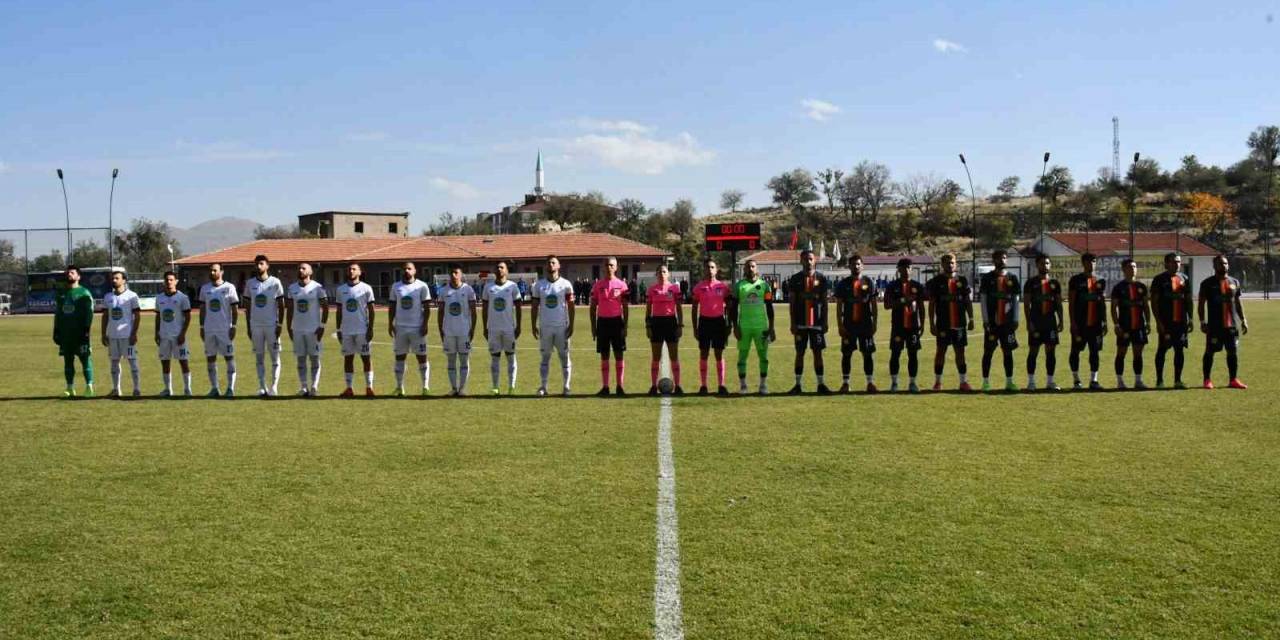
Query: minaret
534,150,545,196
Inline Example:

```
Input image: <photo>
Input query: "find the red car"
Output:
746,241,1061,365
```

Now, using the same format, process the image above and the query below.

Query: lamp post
959,153,978,285
108,168,119,268
1038,152,1050,248
1129,152,1140,259
56,169,72,265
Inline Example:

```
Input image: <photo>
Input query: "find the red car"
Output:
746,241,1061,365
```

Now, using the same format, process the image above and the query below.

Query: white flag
832,240,842,263
819,239,827,261
166,244,173,253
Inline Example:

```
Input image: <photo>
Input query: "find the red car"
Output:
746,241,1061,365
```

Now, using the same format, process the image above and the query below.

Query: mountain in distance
170,216,262,256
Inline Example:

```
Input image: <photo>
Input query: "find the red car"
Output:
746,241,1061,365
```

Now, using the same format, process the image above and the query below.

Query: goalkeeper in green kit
52,265,96,397
727,258,776,395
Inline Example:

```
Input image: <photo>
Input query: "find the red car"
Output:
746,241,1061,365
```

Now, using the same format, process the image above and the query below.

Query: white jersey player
336,262,376,397
286,262,329,396
531,255,575,396
437,264,478,396
388,261,432,396
154,271,193,396
243,254,285,396
101,269,142,397
482,259,522,394
198,263,240,397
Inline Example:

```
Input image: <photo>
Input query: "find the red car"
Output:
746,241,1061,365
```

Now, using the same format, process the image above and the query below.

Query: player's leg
458,337,472,395
981,333,997,386
713,346,726,392
126,342,141,395
492,342,504,393
292,334,309,395
1044,342,1058,389
361,342,374,394
1132,343,1146,388
1172,338,1185,387
906,342,920,389
790,334,808,394
1027,340,1040,388
889,339,902,389
161,355,172,395
62,351,77,394
538,330,552,393
342,348,355,393
1087,337,1102,388
556,328,571,394
1154,337,1169,387
811,334,827,392
177,343,192,395
269,333,282,395
1068,337,1083,387
954,342,969,389
861,336,876,388
736,332,752,391
611,340,625,393
505,336,518,393
933,340,949,390
108,340,123,396
205,350,219,396
309,336,323,395
597,327,611,394
668,337,683,393
393,333,408,393
1114,342,1129,388
1225,335,1242,385
252,328,268,394
839,338,854,390
754,330,770,394
699,343,711,392
1202,338,1216,386
649,338,663,394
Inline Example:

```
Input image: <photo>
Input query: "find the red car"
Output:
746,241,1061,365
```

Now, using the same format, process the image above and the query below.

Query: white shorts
340,332,370,356
157,337,189,361
292,331,322,357
539,326,569,355
250,325,281,355
203,331,235,358
442,334,472,354
393,328,428,356
488,329,516,354
108,337,137,360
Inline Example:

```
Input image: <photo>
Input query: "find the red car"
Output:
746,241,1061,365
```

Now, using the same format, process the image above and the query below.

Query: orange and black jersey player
834,254,878,393
1109,258,1151,389
884,257,926,392
978,249,1021,388
786,249,832,395
1149,252,1194,387
1066,252,1108,390
1197,254,1248,389
925,253,975,391
1022,253,1064,390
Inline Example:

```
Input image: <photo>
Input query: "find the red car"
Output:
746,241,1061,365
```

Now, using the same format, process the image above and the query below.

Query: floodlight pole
57,169,72,265
1038,152,1050,248
959,153,978,285
108,168,119,268
1129,152,1140,259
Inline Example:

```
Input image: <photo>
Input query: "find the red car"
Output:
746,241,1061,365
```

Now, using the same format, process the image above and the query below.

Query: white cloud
562,120,714,175
0,160,9,174
429,176,481,200
801,99,841,122
346,131,389,142
574,118,655,135
175,139,288,162
933,38,968,54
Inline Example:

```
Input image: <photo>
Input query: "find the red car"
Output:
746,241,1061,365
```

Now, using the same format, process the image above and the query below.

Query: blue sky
1,0,1277,241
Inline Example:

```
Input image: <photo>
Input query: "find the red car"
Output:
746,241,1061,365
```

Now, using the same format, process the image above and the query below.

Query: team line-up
50,249,1250,398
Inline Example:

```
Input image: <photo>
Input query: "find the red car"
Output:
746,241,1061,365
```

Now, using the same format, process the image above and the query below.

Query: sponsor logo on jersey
544,293,559,308
209,298,222,313
254,293,268,308
62,303,75,314
493,297,507,312
448,301,463,316
345,298,359,312
110,307,123,320
162,308,175,322
296,299,310,313
400,296,414,310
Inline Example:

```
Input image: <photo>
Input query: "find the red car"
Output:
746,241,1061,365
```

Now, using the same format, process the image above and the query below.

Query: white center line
654,396,684,640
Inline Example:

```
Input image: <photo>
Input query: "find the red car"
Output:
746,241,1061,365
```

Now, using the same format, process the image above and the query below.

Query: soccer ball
657,377,675,395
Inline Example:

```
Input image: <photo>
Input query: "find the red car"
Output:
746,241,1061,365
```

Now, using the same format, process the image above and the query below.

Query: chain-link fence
0,227,114,313
957,208,1275,298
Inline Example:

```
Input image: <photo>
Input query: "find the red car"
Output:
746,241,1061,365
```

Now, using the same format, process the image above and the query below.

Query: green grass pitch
1,303,1278,638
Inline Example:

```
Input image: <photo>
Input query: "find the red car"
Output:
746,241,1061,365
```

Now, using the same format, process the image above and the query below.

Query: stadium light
57,169,71,265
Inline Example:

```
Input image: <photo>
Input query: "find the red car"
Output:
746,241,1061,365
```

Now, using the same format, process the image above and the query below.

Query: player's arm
154,303,163,344
436,296,445,338
1021,283,1033,329
481,291,491,339
926,289,937,335
514,292,523,339
1053,286,1064,332
242,286,253,328
675,290,684,338
275,293,285,338
589,288,598,338
365,299,375,340
1066,284,1078,334
388,292,398,338
468,292,477,340
1235,287,1248,334
318,292,329,339
690,292,701,335
834,286,846,337
1183,283,1195,325
913,290,926,336
1009,280,1021,326
420,290,431,337
285,292,295,339
726,287,738,332
565,291,575,339
1109,286,1120,328
179,306,191,344
130,302,141,345
1149,284,1163,334
530,289,541,338
765,287,776,341
620,288,629,337
1142,288,1152,327
228,296,239,340
869,285,879,330
100,305,109,346
334,294,344,337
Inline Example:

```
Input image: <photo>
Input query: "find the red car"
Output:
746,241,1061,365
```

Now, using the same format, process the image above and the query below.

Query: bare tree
815,168,844,219
840,161,892,225
719,189,745,212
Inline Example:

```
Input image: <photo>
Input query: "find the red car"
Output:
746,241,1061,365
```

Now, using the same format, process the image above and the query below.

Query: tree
0,239,22,273
614,198,651,239
1125,158,1170,193
814,168,844,219
1184,192,1233,238
113,218,182,273
254,224,307,239
994,176,1021,202
897,173,960,235
766,169,818,213
839,161,893,232
1246,125,1280,165
29,251,66,273
1033,166,1074,205
719,189,745,212
1172,155,1227,195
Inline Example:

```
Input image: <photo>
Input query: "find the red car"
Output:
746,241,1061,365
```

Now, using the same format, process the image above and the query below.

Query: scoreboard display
704,222,762,252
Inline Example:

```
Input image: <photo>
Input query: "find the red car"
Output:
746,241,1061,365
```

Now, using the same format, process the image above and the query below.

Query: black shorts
696,316,729,350
1205,328,1239,353
648,316,680,343
1115,327,1148,348
1071,330,1105,351
1157,324,1189,350
840,326,876,354
1027,321,1059,347
890,329,921,351
794,328,827,351
984,325,1019,350
936,328,968,348
595,316,626,355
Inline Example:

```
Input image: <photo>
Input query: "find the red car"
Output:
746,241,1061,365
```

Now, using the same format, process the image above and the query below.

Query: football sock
364,370,374,389
671,360,681,386
395,360,406,387
699,358,708,387
716,359,725,386
420,361,430,389
128,358,140,392
600,359,610,387
615,359,624,388
447,353,458,390
225,358,236,392
310,356,322,391
507,354,518,389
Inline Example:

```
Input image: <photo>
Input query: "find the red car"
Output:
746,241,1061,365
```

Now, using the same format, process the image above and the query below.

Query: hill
171,217,261,256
